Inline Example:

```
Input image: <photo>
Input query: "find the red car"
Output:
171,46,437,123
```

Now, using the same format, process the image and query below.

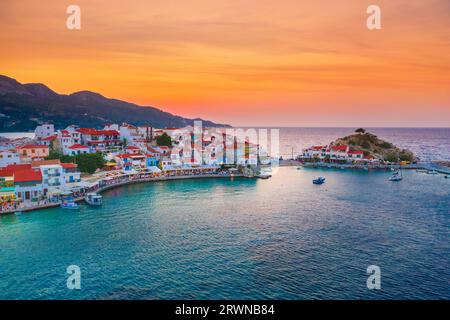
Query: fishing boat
85,193,102,206
313,177,326,185
389,171,403,181
61,197,80,210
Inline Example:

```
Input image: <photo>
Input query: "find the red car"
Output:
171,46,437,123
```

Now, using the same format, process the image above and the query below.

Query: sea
0,127,449,300
2,127,449,161
0,167,449,299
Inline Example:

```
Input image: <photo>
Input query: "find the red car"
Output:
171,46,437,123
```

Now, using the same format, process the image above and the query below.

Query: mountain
0,75,229,132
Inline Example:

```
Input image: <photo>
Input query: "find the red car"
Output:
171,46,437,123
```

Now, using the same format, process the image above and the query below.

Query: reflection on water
0,168,449,299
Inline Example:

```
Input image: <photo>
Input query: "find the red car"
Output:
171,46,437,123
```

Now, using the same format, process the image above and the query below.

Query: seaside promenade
0,172,243,216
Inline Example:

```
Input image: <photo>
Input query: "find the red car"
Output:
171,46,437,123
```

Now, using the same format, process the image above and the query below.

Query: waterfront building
32,159,65,194
61,163,81,184
16,144,49,163
115,153,147,171
347,150,364,160
0,164,44,202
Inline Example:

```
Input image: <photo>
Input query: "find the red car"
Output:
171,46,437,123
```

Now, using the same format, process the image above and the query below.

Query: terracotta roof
61,163,78,169
147,147,161,154
77,128,120,136
348,150,364,155
42,135,57,141
126,146,140,150
32,159,61,167
0,164,42,182
16,144,49,149
14,169,42,182
68,144,89,150
311,146,324,151
331,145,348,151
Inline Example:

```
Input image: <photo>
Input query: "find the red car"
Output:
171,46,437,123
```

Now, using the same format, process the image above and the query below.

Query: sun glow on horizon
1,0,449,127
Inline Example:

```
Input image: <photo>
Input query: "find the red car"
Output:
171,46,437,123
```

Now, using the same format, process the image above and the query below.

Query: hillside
333,130,416,162
0,75,229,132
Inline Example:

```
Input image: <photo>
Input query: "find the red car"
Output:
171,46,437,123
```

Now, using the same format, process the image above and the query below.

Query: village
0,123,271,213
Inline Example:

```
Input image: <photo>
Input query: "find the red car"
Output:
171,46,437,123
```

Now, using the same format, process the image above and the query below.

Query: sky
1,0,449,127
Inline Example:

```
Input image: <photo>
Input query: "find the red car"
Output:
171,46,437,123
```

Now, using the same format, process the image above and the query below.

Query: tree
384,151,399,163
46,151,105,174
156,132,172,146
74,152,105,174
355,128,366,134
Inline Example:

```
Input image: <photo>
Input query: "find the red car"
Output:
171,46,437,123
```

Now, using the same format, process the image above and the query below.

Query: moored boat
313,177,326,184
61,197,80,210
85,193,103,206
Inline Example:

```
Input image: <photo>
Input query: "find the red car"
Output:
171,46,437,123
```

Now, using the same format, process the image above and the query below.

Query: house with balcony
0,164,44,202
64,144,94,156
32,159,65,194
16,144,49,163
119,123,152,148
77,128,121,152
61,163,81,184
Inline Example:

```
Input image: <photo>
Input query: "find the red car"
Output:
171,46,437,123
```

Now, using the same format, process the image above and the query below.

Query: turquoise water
0,167,449,299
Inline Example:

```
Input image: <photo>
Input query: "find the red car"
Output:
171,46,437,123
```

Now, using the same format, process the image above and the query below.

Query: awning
147,166,162,173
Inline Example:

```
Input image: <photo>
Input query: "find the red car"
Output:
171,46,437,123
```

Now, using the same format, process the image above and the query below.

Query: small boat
313,177,326,185
427,170,438,175
61,197,80,210
14,211,22,216
85,193,103,206
257,173,271,179
296,166,302,170
389,171,402,181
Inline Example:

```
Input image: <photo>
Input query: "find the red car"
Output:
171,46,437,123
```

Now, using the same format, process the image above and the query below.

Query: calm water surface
0,167,449,299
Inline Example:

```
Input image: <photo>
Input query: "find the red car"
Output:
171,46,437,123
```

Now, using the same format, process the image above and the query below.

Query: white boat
427,170,438,175
389,171,403,181
85,193,103,206
61,198,80,210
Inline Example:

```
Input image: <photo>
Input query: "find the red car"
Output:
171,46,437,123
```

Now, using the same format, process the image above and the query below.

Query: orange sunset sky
1,0,449,127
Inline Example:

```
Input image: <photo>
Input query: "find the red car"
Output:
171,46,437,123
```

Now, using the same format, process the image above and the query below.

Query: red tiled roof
5,164,32,171
14,169,42,182
61,163,78,169
16,144,49,149
126,146,140,150
68,144,89,150
0,164,42,182
348,150,364,155
42,135,57,141
331,145,348,151
77,128,119,136
311,146,324,151
147,147,161,154
32,159,61,167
